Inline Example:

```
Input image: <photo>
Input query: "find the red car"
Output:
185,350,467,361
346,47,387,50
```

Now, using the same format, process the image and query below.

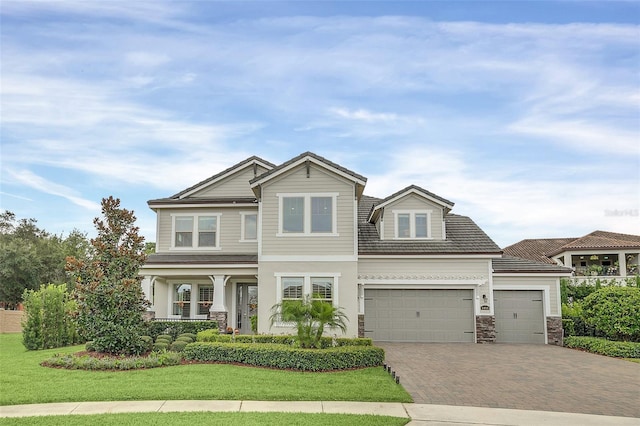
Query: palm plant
269,296,348,348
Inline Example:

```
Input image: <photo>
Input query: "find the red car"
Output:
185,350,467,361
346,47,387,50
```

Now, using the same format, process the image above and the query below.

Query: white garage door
494,290,545,344
364,289,475,342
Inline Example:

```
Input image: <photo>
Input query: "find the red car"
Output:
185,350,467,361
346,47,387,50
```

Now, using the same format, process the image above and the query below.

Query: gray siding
382,194,445,240
156,207,258,254
191,165,269,198
358,258,489,277
261,164,357,256
493,276,560,316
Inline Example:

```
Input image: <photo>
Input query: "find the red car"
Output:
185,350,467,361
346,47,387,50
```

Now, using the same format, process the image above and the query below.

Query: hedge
183,342,384,371
42,351,182,370
196,332,372,348
564,336,640,358
145,321,218,339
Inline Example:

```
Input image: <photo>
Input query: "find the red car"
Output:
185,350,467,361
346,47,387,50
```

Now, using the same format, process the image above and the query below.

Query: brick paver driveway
378,343,640,418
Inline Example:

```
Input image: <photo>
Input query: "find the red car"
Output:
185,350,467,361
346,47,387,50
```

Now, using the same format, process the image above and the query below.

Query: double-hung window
173,284,191,317
240,212,258,241
274,273,340,324
198,286,214,315
394,210,432,239
278,193,338,236
172,214,221,249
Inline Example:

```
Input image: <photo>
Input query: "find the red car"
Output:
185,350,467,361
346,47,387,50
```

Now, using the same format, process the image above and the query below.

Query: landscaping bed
564,336,640,358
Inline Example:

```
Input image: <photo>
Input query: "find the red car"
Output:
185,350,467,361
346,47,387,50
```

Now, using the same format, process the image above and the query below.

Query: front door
236,284,258,334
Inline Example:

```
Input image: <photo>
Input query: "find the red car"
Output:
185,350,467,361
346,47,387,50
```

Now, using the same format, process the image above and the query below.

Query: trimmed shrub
22,284,82,350
176,336,194,344
42,351,182,370
178,333,197,341
86,340,97,352
140,336,153,352
156,334,173,342
581,287,640,342
565,336,640,358
183,342,384,371
195,332,372,348
153,342,169,352
170,341,188,352
145,321,218,340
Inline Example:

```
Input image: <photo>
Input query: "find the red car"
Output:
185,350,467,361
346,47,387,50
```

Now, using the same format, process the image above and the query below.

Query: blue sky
1,1,639,248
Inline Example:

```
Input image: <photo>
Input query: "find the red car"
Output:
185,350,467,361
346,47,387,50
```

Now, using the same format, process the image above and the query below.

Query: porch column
563,253,571,268
209,275,228,332
618,252,627,277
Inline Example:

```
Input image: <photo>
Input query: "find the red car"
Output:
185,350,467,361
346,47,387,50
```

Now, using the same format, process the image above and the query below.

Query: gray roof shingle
492,256,572,274
146,254,258,265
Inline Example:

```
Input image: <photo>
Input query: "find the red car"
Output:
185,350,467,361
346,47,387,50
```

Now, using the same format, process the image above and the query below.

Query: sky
1,0,639,248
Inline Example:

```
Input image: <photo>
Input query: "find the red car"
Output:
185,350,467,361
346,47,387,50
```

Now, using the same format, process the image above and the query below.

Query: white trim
360,279,485,287
257,198,263,257
353,195,358,257
493,273,572,277
492,284,552,317
393,209,433,240
180,159,274,199
276,192,339,237
153,203,256,209
141,264,258,269
260,255,357,262
251,156,366,189
273,272,341,327
368,187,454,222
358,254,502,259
239,211,258,242
170,213,222,251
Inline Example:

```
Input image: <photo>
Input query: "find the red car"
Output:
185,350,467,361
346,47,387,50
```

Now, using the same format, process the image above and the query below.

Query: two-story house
140,152,571,345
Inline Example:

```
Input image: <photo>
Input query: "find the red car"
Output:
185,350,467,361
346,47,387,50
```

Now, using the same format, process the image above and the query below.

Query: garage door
494,290,545,344
364,289,475,342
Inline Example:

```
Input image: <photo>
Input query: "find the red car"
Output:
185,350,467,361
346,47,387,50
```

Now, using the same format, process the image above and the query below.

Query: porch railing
152,318,213,322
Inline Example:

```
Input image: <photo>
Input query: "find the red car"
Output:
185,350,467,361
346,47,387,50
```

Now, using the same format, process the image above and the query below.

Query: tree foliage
270,296,348,348
0,210,90,308
66,196,149,355
581,286,640,342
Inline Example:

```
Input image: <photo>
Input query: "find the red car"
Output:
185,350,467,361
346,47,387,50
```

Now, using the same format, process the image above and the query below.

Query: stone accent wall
358,314,364,338
546,316,563,346
475,315,496,343
0,310,24,333
209,311,228,332
142,311,156,322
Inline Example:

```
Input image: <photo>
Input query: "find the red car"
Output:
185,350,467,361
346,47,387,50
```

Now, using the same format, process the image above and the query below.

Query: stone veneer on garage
546,316,563,346
475,315,496,343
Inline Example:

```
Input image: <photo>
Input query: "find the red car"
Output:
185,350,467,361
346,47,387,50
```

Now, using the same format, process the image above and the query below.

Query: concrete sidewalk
1,401,638,425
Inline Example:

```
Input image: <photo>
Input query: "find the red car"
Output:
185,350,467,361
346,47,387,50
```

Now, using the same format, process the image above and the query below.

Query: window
278,193,338,236
198,216,217,247
172,214,221,249
394,210,432,239
173,284,191,317
198,286,214,315
311,277,333,303
175,217,193,247
243,213,257,241
283,197,304,233
282,277,304,300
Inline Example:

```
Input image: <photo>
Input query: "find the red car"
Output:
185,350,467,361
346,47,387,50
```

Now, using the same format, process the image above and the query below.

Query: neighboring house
140,152,571,345
504,231,640,284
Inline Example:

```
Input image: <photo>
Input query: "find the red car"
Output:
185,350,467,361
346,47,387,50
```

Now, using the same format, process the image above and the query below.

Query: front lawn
0,334,411,406
0,412,409,426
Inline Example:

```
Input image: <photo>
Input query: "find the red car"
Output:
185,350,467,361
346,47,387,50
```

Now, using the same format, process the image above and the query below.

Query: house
140,152,571,345
504,231,640,285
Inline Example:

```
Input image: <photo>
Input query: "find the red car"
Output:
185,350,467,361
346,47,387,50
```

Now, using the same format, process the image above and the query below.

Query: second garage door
364,289,475,342
494,290,545,344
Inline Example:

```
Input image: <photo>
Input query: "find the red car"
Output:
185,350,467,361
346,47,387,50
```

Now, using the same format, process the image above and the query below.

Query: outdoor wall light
482,294,488,303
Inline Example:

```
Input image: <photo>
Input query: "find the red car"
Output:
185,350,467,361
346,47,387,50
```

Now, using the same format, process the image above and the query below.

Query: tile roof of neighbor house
170,156,276,199
504,231,640,262
492,256,572,274
146,254,258,265
248,151,367,185
358,195,502,255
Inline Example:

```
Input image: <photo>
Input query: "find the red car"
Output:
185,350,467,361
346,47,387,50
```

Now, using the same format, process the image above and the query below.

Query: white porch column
141,276,152,301
563,253,571,267
209,275,227,312
618,251,627,277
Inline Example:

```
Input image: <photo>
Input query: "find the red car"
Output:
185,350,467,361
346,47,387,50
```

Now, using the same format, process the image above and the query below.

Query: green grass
624,358,640,364
0,334,411,406
0,412,410,426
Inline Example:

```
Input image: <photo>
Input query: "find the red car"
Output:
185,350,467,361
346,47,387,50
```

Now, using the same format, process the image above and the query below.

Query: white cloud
5,169,101,211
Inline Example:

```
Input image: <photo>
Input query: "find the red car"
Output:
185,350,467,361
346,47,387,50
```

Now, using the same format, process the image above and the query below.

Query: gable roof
358,195,500,255
249,151,367,199
504,230,640,263
172,156,275,199
368,185,454,223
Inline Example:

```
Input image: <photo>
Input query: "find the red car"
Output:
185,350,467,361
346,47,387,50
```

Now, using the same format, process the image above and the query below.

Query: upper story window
394,210,432,239
172,214,221,250
240,212,258,242
278,193,338,236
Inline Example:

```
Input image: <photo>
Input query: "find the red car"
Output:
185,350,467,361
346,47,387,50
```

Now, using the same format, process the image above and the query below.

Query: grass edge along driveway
0,334,411,406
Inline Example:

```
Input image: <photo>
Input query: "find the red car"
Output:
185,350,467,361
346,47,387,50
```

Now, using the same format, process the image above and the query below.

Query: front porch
557,251,639,283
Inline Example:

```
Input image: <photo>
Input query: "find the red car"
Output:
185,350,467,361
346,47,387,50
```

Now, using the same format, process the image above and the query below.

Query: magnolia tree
66,196,149,355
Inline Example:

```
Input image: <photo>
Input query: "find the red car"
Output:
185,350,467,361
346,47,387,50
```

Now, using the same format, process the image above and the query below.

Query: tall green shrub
66,197,149,355
22,284,80,350
581,287,640,342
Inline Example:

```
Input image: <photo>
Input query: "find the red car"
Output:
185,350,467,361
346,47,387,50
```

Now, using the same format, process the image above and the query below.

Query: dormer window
394,210,432,239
